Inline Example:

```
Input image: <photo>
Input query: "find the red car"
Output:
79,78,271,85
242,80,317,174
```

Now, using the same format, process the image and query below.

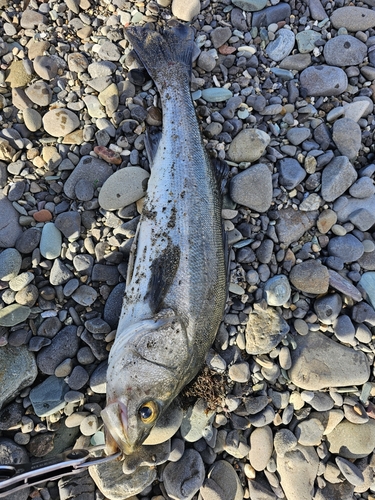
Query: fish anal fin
145,127,162,166
146,242,181,314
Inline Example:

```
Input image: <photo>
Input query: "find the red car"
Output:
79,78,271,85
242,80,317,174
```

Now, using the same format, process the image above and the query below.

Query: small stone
317,209,337,234
201,88,233,103
64,156,113,199
33,55,58,80
245,304,289,355
264,275,291,306
0,304,31,327
276,208,318,247
0,248,22,281
328,234,364,263
0,192,23,247
230,163,272,212
332,118,362,161
99,167,149,210
67,53,89,73
163,448,205,500
180,399,215,443
266,29,295,61
55,212,81,240
349,177,375,199
335,457,365,487
277,158,306,190
5,60,33,88
324,35,367,66
326,419,375,459
80,414,99,436
249,425,273,471
228,362,250,383
171,0,200,22
20,8,46,29
94,145,122,165
40,222,62,259
37,326,80,375
314,293,342,325
29,376,69,417
23,108,42,132
71,285,98,306
33,209,53,222
25,80,52,106
289,260,329,294
322,156,358,203
296,30,322,53
43,109,80,138
67,365,89,390
295,418,324,446
228,129,270,163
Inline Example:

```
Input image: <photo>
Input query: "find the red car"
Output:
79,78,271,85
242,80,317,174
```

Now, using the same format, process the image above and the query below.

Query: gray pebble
37,326,79,375
314,293,342,325
0,248,22,281
324,35,367,66
264,275,291,306
328,234,364,263
246,305,289,354
333,314,356,344
332,118,362,161
29,375,69,417
163,449,205,500
300,65,348,97
266,29,295,62
230,163,272,212
277,158,306,190
67,366,89,390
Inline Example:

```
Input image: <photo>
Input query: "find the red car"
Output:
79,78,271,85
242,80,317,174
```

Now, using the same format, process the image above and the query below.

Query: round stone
300,65,348,97
23,108,42,132
264,275,291,306
0,248,22,281
227,129,270,163
42,109,80,137
98,167,150,210
40,222,62,259
266,28,295,62
230,163,272,212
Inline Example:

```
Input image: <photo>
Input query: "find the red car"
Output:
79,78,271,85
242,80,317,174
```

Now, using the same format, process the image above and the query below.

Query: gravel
1,0,375,499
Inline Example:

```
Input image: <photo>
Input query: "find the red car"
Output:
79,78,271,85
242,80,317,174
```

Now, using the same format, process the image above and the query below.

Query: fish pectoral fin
126,222,141,287
145,242,181,314
211,157,229,196
145,127,162,166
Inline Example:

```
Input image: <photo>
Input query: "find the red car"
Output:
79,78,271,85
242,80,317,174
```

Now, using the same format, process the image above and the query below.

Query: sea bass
101,22,227,455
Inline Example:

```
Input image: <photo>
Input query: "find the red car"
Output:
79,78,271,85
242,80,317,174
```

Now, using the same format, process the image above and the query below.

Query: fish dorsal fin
211,157,229,195
145,241,181,314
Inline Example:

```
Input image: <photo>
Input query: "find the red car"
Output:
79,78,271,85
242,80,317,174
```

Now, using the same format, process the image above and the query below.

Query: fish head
102,312,190,455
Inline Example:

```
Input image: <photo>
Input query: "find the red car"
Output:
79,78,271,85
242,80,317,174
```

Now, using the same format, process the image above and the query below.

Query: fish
101,21,228,456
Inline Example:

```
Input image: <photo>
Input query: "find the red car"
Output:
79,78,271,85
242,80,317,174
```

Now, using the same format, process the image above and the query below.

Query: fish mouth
101,401,137,456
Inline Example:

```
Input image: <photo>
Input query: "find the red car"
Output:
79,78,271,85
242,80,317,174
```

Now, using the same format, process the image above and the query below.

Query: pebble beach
1,0,375,499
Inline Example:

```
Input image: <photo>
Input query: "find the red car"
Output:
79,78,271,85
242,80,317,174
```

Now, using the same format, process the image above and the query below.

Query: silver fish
101,22,227,455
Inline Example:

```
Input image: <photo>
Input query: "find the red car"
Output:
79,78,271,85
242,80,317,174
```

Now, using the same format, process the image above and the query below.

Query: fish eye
139,401,158,424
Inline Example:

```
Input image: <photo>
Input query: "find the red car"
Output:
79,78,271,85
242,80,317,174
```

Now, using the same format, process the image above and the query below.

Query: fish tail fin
125,21,195,91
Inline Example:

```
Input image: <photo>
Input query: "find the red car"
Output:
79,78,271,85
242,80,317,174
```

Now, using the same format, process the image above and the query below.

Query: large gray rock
37,326,80,375
326,419,375,459
163,449,205,500
324,35,367,66
276,208,318,247
332,118,362,160
289,331,370,390
289,260,329,295
0,345,37,409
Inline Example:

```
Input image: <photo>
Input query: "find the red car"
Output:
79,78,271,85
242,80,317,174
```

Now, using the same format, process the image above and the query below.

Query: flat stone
67,52,89,73
89,461,156,499
252,4,291,27
279,53,311,71
97,41,121,61
289,260,329,294
43,109,80,137
349,177,375,199
25,80,52,106
331,6,375,31
0,248,22,281
295,418,324,446
64,156,113,199
29,376,69,417
324,35,367,66
144,400,183,445
308,0,327,21
358,272,375,309
314,293,342,325
0,304,31,327
300,65,348,97
296,30,322,53
33,55,58,80
204,460,243,500
334,194,375,231
20,8,46,28
328,234,364,263
289,331,370,390
326,419,375,459
230,163,272,212
277,444,319,500
180,399,215,443
71,285,98,306
163,448,205,500
37,325,80,375
0,344,37,409
87,61,117,78
55,212,81,240
245,304,289,355
227,129,270,163
23,108,42,132
266,29,295,62
277,158,306,189
232,0,267,11
321,156,357,202
5,59,34,88
276,208,318,247
332,118,362,161
0,192,23,247
99,167,149,210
